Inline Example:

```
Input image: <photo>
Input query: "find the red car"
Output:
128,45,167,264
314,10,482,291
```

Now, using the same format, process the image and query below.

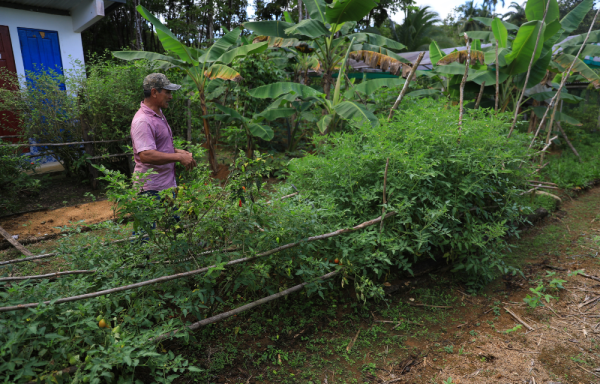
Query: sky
390,0,513,24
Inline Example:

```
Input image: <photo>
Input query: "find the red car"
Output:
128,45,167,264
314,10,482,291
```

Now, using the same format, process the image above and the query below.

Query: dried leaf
349,50,413,78
437,50,485,66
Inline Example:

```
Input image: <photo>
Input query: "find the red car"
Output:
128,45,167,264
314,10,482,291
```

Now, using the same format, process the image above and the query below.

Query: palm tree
392,6,441,51
503,1,527,27
483,0,505,14
455,1,493,32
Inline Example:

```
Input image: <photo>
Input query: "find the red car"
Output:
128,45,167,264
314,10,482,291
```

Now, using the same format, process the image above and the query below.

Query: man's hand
177,150,197,171
138,149,197,170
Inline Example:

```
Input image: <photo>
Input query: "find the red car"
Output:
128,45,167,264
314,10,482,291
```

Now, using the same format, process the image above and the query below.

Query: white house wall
0,7,85,78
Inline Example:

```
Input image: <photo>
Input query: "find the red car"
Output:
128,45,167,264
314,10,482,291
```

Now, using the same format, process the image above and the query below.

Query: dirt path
0,200,116,239
367,187,600,384
188,187,600,384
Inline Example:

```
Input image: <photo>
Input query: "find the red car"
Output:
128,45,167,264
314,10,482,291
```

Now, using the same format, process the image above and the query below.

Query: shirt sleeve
131,118,157,154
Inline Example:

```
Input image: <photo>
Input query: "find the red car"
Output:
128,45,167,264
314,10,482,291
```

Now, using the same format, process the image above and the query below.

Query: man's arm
139,150,197,170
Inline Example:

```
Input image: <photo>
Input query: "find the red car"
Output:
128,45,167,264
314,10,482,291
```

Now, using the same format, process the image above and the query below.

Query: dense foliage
0,142,41,212
289,99,532,288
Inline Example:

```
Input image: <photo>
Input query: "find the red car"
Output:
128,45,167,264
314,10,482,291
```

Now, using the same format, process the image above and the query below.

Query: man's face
153,88,173,109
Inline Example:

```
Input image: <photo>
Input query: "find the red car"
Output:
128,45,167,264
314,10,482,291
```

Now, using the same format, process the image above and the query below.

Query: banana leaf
345,78,405,97
429,41,445,66
112,51,186,67
559,0,593,34
304,0,327,22
199,28,242,63
504,20,545,75
137,5,195,64
526,0,559,22
437,50,485,66
464,31,494,42
333,100,379,127
472,17,518,30
492,17,508,48
325,0,378,25
529,90,583,103
216,42,268,65
344,33,406,50
533,106,582,125
562,44,600,57
554,54,600,88
243,21,299,38
405,89,442,98
201,65,243,82
249,82,325,99
285,19,331,39
248,124,275,140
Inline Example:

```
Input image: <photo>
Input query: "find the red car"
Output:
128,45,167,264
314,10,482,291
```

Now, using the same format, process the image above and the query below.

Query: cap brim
163,83,181,91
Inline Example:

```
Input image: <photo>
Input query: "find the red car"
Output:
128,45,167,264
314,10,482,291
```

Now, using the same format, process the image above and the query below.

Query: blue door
17,28,65,163
17,28,63,81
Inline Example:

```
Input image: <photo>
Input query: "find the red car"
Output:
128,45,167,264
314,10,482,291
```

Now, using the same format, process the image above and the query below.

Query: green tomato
96,315,102,322
83,377,90,383
57,329,65,336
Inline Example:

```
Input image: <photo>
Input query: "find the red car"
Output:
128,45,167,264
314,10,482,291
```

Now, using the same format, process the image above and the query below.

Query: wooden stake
556,121,581,161
380,158,390,234
495,41,500,115
151,270,340,344
474,81,486,110
0,225,33,257
346,329,361,353
529,8,600,149
458,33,471,143
504,307,534,331
507,0,551,139
388,52,425,120
186,98,192,142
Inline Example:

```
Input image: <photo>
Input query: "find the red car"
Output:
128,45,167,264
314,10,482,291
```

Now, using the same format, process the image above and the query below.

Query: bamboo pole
474,81,486,110
150,270,339,343
0,225,33,257
388,52,425,120
0,192,301,266
0,212,396,313
507,0,551,139
529,8,600,149
458,33,471,143
495,41,500,115
0,270,96,282
556,121,581,161
380,158,389,234
7,138,130,148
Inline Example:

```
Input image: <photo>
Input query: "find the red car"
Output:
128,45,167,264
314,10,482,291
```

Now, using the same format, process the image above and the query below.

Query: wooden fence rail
0,212,396,312
6,138,130,148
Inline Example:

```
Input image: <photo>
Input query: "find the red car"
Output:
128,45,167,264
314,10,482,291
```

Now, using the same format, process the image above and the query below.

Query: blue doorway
17,28,64,81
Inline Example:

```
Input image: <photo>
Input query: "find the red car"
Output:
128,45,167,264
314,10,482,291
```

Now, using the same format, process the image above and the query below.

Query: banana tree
249,39,379,135
427,0,600,121
112,5,268,173
243,0,406,99
211,103,295,157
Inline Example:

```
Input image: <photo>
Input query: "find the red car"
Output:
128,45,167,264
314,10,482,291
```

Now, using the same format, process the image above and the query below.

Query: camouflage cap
143,73,181,91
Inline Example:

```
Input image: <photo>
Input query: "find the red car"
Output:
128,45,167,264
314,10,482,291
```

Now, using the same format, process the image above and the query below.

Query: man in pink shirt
131,73,196,194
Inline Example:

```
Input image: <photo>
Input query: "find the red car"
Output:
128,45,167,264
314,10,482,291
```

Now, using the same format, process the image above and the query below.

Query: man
131,73,196,195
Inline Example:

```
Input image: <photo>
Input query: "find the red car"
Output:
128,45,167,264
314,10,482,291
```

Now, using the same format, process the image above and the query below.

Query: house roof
0,0,126,16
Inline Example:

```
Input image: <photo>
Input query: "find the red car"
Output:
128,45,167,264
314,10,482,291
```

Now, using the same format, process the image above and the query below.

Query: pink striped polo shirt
130,102,177,191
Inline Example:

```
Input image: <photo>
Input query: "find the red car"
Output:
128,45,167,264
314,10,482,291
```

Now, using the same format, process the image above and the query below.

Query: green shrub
288,99,532,289
543,134,600,188
0,141,41,212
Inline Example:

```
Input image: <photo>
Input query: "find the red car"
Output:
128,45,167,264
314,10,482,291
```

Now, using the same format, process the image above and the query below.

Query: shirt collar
140,101,163,118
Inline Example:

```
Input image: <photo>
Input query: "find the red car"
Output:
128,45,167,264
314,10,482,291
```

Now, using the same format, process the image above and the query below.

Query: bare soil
0,200,115,239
